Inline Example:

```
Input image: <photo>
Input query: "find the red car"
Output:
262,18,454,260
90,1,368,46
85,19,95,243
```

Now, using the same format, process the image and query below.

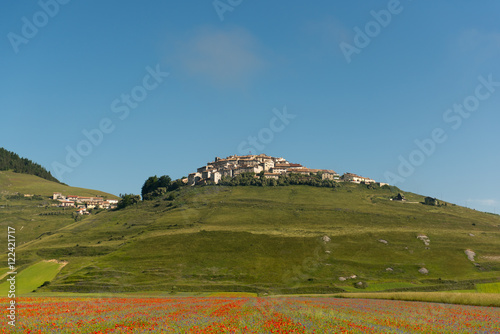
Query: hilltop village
188,154,387,186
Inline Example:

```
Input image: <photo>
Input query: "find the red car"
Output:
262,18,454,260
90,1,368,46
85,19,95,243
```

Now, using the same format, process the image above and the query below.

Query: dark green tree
141,176,159,199
117,194,141,209
157,175,172,188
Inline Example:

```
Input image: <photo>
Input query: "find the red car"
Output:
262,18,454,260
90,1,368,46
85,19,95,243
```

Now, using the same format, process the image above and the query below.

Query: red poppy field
4,296,500,333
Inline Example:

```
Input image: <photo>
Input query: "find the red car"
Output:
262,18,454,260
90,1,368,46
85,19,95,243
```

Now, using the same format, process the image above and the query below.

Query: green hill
0,147,60,183
0,170,118,198
3,182,499,295
0,171,119,258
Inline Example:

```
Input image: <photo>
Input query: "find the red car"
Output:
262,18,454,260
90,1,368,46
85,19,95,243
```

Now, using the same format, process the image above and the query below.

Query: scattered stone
418,267,429,275
465,249,476,262
325,250,331,254
338,277,347,281
386,267,393,272
378,239,388,244
322,235,331,243
469,233,475,237
355,281,368,289
417,235,430,246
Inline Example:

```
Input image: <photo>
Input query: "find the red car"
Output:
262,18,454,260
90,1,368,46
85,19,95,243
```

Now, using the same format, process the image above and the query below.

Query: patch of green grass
475,282,500,293
0,261,66,295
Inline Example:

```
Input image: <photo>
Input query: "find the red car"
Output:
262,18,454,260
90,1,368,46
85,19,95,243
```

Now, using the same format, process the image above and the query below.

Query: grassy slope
0,170,119,198
0,171,119,254
0,261,65,295
4,183,499,294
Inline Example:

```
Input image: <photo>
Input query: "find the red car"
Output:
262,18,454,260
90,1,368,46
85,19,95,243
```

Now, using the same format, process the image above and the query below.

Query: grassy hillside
0,261,66,295
0,171,119,256
3,182,499,295
0,170,119,198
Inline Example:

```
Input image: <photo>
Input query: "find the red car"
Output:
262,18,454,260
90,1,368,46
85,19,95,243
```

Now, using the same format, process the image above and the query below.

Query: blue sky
1,1,499,213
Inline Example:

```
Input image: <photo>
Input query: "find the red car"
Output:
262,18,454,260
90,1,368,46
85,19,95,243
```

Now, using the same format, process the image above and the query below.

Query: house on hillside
424,197,440,206
210,171,222,184
342,173,375,184
392,193,406,201
288,168,312,175
76,208,89,215
321,170,340,180
188,172,202,186
263,172,280,179
59,200,75,207
271,165,288,174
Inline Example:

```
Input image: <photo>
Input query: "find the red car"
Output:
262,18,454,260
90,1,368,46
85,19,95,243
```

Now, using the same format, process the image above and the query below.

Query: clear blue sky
1,1,499,213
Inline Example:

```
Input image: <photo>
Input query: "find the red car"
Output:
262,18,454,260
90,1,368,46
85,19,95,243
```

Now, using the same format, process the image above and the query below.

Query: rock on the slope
418,267,429,274
322,235,331,243
378,239,388,244
417,235,430,246
465,249,476,262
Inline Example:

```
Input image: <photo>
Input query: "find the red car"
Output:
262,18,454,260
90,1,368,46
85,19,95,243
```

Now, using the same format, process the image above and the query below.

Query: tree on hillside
141,176,159,198
141,175,185,200
117,194,141,209
157,175,171,188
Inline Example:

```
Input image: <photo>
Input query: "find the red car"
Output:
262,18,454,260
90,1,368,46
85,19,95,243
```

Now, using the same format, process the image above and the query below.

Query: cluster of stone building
187,154,386,186
52,192,118,214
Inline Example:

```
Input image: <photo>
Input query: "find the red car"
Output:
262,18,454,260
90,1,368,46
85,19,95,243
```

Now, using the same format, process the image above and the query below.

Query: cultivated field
6,296,499,333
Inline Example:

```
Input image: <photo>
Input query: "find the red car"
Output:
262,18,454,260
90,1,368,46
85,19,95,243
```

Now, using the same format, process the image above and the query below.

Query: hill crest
0,147,60,183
